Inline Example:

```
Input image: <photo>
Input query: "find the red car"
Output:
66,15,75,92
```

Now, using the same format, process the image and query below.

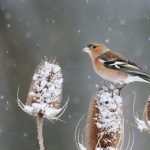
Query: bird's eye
92,45,97,49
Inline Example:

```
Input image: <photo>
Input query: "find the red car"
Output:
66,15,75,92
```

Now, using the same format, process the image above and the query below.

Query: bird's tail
128,70,150,83
138,73,150,83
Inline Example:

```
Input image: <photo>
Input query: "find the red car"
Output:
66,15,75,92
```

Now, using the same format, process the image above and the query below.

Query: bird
83,43,150,84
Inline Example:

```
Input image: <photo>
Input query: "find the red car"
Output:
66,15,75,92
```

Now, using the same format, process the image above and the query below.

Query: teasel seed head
86,84,123,150
17,58,68,121
134,95,150,132
76,84,124,150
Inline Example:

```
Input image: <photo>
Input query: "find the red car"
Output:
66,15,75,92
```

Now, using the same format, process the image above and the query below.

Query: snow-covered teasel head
134,95,150,132
17,58,68,121
90,84,123,149
76,84,124,150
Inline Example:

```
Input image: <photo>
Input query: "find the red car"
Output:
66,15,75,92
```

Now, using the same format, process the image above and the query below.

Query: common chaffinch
83,43,150,84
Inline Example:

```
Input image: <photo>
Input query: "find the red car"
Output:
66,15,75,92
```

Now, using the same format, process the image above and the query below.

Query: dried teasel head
86,84,123,150
143,95,150,123
134,95,150,132
17,58,68,121
75,84,124,150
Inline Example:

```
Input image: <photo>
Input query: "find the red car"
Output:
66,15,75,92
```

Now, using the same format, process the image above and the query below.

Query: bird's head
83,43,109,59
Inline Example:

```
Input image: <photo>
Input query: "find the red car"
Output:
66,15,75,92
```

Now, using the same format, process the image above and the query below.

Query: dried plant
76,84,124,150
134,94,150,132
17,58,68,150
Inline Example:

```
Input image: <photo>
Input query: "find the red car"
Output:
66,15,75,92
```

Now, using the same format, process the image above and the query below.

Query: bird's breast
93,59,127,83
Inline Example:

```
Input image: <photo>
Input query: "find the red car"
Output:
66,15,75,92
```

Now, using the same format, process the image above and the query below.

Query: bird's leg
117,83,127,95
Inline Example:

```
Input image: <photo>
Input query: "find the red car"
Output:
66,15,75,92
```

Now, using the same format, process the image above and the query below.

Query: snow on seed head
17,58,68,121
27,58,63,108
86,84,123,149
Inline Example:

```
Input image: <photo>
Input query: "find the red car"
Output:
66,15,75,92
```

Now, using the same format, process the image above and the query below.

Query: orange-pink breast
93,58,127,83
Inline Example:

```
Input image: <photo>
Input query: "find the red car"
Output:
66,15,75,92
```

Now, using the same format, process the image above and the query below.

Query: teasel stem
37,114,44,150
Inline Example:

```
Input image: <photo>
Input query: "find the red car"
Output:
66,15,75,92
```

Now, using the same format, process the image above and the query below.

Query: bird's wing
102,50,127,60
99,51,149,77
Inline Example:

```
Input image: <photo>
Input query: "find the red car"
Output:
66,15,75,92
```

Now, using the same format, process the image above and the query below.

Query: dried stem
37,115,44,150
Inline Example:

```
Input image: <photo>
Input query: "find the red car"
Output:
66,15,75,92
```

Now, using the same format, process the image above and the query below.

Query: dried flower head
134,95,150,132
88,84,123,150
76,84,124,150
17,58,68,121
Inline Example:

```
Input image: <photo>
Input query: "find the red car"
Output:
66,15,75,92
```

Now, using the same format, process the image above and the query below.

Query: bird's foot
113,83,127,95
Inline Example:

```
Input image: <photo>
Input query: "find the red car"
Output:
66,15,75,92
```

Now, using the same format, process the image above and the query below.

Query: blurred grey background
0,0,150,149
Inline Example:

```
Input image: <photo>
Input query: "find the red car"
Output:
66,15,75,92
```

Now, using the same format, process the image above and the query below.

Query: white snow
95,84,99,88
68,114,72,119
5,101,10,110
29,60,63,104
105,39,110,43
6,24,11,28
52,20,55,23
23,133,28,137
134,116,150,132
18,59,66,121
44,106,62,119
0,95,5,100
77,30,81,33
135,117,147,131
78,143,87,150
88,75,91,79
95,85,122,134
6,50,9,54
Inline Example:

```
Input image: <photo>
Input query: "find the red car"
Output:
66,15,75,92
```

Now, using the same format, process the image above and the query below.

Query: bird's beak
82,47,90,53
